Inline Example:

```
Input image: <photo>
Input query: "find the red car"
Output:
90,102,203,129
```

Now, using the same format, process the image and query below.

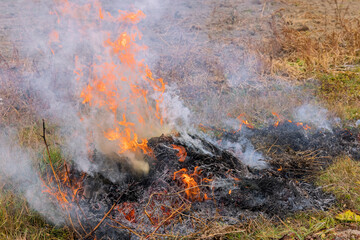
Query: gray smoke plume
0,129,66,224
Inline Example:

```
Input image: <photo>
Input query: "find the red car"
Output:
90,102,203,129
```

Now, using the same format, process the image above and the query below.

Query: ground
0,0,360,239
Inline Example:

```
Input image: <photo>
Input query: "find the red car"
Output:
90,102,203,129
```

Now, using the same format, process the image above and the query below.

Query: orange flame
272,112,281,127
172,145,187,162
235,114,254,132
173,168,201,201
56,2,166,156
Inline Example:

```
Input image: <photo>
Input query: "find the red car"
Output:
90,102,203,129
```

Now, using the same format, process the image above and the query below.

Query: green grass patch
317,156,360,211
228,212,337,240
318,72,360,120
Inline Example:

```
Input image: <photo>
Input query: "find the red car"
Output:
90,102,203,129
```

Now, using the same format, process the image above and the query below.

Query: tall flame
78,10,165,155
50,0,167,171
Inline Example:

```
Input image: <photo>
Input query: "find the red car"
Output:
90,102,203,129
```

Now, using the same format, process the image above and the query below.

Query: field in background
0,0,360,239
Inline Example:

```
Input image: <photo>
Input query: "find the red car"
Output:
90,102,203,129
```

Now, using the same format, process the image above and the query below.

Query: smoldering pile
54,121,359,239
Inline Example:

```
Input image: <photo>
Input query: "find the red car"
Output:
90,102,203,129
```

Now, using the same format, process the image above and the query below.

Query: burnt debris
58,123,357,239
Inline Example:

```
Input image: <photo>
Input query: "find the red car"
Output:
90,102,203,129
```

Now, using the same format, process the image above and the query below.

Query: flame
272,112,281,127
235,114,254,132
50,1,167,158
40,164,84,212
171,144,187,162
272,112,312,130
173,168,201,201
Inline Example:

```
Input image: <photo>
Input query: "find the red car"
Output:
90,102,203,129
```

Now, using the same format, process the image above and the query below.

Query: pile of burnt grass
67,133,335,239
224,122,360,179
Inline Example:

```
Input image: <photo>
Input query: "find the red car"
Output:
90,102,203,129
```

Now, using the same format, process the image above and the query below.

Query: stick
40,119,83,238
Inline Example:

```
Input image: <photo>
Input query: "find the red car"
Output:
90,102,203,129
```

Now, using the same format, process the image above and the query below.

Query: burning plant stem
40,119,83,238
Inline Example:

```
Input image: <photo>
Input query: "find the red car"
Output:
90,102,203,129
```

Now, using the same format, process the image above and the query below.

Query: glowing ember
272,112,312,130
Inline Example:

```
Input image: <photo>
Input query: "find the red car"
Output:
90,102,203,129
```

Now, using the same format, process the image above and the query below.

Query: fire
40,163,85,211
272,112,281,127
296,122,311,130
78,9,165,155
171,144,187,162
235,114,254,132
272,112,312,130
51,0,166,160
173,168,201,201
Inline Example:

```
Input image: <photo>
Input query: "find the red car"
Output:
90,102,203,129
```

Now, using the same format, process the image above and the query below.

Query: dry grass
257,0,360,80
0,48,39,128
0,186,73,240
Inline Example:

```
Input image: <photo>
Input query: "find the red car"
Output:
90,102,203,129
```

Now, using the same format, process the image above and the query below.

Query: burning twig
40,119,84,238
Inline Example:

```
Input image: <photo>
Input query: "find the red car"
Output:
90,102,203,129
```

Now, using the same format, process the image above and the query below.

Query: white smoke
293,104,332,131
0,129,66,225
7,0,187,177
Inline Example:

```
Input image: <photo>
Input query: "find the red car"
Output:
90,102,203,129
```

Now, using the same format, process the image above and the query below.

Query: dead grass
0,47,39,128
260,0,360,80
0,186,73,240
